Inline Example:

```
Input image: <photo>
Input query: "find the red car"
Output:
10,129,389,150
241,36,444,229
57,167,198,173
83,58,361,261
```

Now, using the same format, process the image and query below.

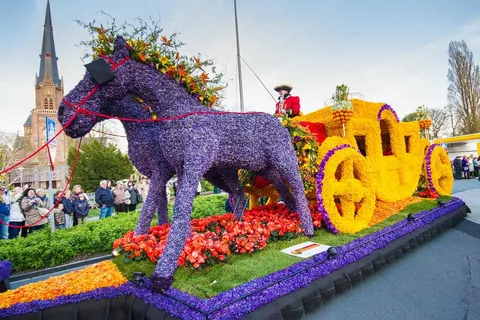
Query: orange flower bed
0,261,127,309
369,197,422,226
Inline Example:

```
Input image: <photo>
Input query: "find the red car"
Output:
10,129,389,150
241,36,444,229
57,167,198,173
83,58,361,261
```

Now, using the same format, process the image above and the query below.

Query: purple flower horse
58,37,314,292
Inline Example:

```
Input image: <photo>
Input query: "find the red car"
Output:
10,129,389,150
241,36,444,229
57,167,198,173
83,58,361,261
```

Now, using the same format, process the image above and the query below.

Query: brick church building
10,1,70,189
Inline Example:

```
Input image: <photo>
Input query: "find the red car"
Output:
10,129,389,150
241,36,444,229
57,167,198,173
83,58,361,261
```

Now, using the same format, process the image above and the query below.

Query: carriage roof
294,99,391,124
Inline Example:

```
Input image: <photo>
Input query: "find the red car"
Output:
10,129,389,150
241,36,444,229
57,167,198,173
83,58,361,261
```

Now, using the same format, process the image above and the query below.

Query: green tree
402,112,420,122
67,139,134,192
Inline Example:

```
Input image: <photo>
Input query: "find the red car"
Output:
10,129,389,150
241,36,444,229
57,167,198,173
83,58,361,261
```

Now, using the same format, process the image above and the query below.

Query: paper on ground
281,241,331,258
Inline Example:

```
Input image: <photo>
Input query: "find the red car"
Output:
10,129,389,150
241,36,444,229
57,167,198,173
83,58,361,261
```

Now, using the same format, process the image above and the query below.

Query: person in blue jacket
95,180,114,219
0,186,10,240
73,193,90,224
60,190,75,229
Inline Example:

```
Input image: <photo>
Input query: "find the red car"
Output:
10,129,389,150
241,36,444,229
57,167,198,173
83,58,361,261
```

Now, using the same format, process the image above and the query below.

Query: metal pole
234,0,245,112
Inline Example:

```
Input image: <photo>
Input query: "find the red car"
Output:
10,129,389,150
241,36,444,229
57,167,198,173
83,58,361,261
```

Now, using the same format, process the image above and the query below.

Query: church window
44,97,54,110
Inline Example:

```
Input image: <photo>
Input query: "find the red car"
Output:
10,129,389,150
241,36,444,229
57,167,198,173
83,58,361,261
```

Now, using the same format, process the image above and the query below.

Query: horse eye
84,59,115,85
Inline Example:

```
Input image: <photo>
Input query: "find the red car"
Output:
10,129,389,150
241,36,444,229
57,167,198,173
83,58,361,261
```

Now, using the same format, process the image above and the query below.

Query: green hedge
0,194,228,273
0,213,138,272
168,194,228,219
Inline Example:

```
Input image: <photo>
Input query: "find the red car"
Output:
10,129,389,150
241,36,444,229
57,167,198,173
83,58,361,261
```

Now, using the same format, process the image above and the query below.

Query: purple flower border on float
0,284,129,318
0,260,12,282
425,144,438,192
377,104,400,122
315,144,352,233
0,198,465,320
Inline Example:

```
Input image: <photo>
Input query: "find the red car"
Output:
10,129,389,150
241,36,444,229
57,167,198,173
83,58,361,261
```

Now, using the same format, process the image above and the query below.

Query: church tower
19,0,69,188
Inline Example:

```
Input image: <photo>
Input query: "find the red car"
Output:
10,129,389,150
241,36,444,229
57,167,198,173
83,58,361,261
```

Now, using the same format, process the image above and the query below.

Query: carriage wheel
316,144,376,234
424,144,453,195
244,185,280,210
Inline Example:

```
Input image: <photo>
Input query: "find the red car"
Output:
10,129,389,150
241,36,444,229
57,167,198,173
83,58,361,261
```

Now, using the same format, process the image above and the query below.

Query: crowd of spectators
452,155,479,179
0,179,143,240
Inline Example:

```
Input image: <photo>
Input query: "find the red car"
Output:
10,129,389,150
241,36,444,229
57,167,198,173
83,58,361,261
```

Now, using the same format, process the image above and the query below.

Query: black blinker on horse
85,59,115,85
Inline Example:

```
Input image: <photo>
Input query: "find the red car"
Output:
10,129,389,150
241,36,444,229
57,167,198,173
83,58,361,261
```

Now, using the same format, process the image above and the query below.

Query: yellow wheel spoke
340,159,354,180
340,197,355,221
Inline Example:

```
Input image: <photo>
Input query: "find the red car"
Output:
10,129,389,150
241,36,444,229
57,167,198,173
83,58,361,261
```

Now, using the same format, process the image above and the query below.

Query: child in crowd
53,203,66,229
73,193,90,224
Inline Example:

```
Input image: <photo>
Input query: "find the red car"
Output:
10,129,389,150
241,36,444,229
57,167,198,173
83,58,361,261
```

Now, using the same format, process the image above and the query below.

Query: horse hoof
150,274,174,293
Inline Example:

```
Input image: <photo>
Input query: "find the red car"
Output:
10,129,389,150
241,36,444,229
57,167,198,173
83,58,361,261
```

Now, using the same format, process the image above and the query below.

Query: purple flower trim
202,198,465,319
377,104,400,122
315,144,351,233
0,260,12,282
425,144,438,191
0,284,129,318
125,283,206,320
0,198,464,320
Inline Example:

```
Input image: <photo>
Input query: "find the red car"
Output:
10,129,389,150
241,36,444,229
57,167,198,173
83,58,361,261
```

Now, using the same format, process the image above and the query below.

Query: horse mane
78,18,224,108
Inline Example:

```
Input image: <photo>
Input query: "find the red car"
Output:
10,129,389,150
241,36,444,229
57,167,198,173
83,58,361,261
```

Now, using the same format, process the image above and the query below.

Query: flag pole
234,0,245,112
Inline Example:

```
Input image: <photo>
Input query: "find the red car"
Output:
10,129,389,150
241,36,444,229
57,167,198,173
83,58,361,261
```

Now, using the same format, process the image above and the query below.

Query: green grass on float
113,196,451,298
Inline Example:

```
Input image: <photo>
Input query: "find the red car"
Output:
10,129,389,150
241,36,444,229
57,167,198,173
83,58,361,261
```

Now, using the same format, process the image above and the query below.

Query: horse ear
113,36,130,58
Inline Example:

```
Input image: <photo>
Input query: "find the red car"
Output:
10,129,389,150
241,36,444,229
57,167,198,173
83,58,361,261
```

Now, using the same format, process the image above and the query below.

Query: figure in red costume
274,85,301,118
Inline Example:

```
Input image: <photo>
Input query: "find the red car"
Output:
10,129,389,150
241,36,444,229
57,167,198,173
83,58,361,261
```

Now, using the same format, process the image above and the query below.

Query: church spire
36,0,61,87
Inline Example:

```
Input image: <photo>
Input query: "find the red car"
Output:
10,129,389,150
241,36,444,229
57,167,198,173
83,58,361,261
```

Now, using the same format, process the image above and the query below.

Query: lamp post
233,0,244,112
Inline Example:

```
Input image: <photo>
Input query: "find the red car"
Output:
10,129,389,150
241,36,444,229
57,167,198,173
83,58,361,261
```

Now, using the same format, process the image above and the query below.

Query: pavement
306,178,480,320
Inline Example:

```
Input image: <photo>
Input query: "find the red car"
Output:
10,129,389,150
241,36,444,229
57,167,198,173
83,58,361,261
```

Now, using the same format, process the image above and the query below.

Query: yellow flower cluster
317,138,376,233
297,99,430,203
0,261,127,309
80,20,223,107
243,185,280,210
427,145,454,195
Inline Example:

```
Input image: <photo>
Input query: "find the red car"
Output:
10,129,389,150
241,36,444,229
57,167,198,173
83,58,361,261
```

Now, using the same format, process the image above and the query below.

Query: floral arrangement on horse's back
77,17,224,107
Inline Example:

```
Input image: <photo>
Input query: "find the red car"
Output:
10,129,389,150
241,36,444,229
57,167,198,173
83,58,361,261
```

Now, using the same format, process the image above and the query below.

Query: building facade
10,1,70,189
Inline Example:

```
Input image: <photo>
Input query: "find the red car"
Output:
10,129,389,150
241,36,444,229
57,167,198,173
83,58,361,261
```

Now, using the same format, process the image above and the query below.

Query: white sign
281,241,331,259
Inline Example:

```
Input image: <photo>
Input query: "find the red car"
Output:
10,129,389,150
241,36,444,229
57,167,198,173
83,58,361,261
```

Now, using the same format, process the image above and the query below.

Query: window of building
354,135,367,156
380,119,393,156
404,136,411,153
44,97,54,110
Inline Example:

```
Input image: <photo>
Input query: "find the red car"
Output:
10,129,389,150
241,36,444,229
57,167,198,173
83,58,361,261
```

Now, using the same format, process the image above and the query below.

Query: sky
1,0,480,136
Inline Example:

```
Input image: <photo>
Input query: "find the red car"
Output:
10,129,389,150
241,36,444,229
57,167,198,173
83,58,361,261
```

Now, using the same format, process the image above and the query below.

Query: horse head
58,36,137,138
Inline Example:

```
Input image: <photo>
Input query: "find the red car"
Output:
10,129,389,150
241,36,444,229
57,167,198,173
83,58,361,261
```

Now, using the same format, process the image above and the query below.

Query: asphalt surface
306,179,480,320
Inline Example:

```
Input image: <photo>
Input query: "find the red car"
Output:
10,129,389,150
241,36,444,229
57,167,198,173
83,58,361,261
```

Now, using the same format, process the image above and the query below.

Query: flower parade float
0,22,469,320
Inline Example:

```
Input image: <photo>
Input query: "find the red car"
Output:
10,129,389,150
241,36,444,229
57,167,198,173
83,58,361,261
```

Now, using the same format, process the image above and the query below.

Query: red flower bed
418,189,439,199
113,203,322,269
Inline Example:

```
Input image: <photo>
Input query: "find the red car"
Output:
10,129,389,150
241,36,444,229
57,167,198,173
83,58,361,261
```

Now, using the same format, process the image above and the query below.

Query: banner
45,117,57,165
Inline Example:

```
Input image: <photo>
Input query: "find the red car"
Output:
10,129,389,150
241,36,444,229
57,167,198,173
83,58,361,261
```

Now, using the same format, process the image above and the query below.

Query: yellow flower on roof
160,56,170,66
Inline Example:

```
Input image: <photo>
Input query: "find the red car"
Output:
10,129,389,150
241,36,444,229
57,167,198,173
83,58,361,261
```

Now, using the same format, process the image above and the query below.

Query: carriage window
380,120,393,156
355,135,367,156
404,136,411,153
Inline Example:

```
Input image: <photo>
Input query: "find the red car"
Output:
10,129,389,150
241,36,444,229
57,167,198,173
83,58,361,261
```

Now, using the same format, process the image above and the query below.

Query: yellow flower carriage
245,99,453,234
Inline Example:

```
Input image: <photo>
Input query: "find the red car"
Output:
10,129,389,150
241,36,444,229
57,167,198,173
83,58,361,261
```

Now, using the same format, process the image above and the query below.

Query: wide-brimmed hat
274,85,293,93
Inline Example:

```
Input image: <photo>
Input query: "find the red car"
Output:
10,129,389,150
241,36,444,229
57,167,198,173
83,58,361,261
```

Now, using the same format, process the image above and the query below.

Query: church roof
36,0,61,87
24,114,32,127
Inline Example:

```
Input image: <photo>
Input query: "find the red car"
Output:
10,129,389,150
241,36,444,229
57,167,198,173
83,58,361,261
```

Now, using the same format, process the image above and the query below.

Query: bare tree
448,41,480,134
429,107,449,139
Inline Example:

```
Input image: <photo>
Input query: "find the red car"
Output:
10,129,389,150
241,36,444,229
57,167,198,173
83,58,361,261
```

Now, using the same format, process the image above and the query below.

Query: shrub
0,213,138,273
0,194,227,273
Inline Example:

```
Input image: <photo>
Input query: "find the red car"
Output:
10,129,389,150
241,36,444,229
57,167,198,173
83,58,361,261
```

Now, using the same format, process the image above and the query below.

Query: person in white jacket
8,187,25,239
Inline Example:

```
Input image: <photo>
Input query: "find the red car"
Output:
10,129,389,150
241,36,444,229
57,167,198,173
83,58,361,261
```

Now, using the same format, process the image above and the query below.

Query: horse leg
156,169,175,225
204,169,239,214
204,169,232,194
261,168,296,212
152,148,216,292
216,168,247,220
271,152,314,236
135,168,172,235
